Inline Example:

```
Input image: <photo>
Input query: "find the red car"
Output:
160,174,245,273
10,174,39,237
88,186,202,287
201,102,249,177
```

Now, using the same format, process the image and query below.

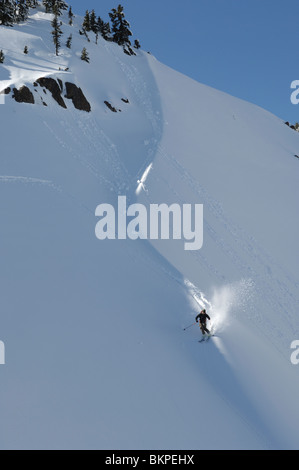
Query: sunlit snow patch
136,162,153,195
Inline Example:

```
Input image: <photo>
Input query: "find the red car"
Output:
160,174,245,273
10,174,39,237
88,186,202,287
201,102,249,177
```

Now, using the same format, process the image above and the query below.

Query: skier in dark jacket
196,309,211,336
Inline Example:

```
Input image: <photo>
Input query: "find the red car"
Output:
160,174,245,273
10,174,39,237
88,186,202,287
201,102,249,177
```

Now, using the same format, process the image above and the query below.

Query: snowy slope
0,7,299,450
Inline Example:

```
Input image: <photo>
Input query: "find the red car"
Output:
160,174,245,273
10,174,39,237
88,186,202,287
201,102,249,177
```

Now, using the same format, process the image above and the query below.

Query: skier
196,309,211,336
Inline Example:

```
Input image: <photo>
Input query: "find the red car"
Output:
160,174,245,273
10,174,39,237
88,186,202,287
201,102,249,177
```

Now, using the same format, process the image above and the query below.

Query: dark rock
0,87,11,95
65,82,91,112
36,77,67,109
121,98,129,104
104,101,117,113
57,79,63,92
12,86,34,104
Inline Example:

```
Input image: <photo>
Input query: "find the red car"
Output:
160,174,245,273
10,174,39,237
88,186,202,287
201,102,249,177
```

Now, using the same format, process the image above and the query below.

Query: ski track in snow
144,144,299,357
108,45,163,185
0,175,54,186
42,113,130,194
109,47,162,137
40,50,163,199
0,173,95,216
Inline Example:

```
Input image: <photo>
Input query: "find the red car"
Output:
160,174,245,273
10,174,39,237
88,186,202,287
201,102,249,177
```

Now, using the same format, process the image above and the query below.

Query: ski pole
183,322,196,331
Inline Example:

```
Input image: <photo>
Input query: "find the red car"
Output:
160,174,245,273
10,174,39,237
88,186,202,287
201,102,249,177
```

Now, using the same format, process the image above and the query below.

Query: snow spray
186,278,255,334
209,279,255,332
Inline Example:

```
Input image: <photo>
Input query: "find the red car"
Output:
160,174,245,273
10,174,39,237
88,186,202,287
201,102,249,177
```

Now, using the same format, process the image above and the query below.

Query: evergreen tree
26,0,38,7
16,0,29,23
90,9,97,33
109,4,132,47
0,0,15,26
0,49,4,63
81,47,89,63
43,0,53,13
82,10,90,32
23,45,28,53
43,0,67,16
53,0,67,16
97,16,104,35
66,33,72,49
98,16,111,41
51,13,63,55
79,27,90,42
68,5,73,25
102,22,111,41
134,39,141,50
0,0,38,26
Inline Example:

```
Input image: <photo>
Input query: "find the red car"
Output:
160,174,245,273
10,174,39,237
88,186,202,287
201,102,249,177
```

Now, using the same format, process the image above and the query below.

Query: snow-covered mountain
0,6,299,450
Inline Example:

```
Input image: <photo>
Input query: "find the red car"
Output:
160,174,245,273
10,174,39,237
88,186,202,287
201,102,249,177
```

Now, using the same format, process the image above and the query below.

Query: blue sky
70,0,299,123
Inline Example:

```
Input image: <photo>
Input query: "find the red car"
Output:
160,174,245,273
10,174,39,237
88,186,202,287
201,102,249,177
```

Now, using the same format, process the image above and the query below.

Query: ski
198,334,215,343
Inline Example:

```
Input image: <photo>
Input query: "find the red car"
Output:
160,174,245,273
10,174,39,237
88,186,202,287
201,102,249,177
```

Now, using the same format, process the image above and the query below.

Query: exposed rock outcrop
36,77,67,109
0,87,11,95
12,86,34,104
5,79,91,112
65,82,91,112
